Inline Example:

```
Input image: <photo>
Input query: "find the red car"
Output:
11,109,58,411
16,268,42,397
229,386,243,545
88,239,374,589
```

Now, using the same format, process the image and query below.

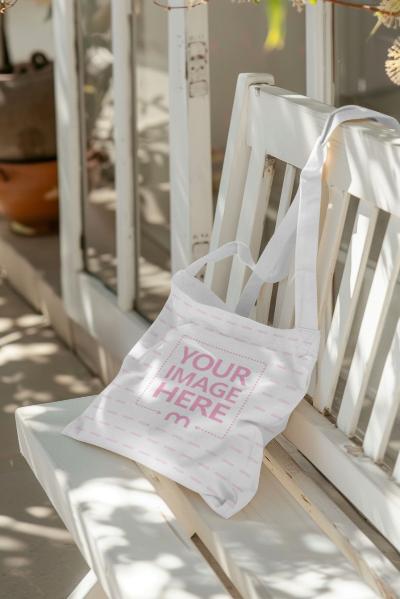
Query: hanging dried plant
291,0,307,12
386,36,400,83
0,0,18,13
376,0,400,27
160,0,400,85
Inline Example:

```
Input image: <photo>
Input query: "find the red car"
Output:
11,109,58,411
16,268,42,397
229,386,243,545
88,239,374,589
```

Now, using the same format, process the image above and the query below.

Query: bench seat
16,396,381,598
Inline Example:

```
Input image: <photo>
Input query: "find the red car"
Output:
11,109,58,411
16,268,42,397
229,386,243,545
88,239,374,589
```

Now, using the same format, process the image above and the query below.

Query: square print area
138,335,267,439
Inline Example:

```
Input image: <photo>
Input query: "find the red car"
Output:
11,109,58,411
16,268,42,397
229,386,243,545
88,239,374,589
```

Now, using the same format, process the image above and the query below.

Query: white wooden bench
16,75,400,598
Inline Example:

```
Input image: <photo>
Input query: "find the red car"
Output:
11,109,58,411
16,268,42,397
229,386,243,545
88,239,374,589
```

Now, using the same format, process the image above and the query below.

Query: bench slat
253,85,400,219
16,399,230,599
337,215,400,435
363,318,400,463
286,399,400,553
256,163,296,324
393,442,400,484
317,187,350,325
143,449,381,599
271,166,300,330
263,440,400,597
205,73,274,299
16,398,382,599
314,200,378,411
315,199,379,412
226,148,275,309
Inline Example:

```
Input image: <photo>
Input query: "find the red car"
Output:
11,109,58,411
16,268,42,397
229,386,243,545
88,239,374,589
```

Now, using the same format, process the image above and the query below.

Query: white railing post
111,0,137,312
305,2,333,103
168,0,213,272
53,0,84,321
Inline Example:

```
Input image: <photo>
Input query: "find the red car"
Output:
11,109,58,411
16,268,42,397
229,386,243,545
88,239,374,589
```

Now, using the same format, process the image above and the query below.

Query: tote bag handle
186,240,256,276
235,105,400,329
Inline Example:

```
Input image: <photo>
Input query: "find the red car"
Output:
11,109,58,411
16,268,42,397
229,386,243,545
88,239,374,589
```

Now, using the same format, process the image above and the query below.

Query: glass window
134,0,171,322
334,3,400,119
77,0,117,292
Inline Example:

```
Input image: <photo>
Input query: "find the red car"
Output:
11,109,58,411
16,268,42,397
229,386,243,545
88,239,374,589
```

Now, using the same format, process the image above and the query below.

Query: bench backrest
205,74,400,551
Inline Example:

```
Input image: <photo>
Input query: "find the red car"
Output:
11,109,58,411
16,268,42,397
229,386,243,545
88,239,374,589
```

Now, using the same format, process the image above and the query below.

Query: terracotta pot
0,160,58,234
0,54,56,162
0,53,58,234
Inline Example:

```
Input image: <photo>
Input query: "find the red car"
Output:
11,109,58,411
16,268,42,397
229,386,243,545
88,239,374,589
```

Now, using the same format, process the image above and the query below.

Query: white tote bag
64,106,399,518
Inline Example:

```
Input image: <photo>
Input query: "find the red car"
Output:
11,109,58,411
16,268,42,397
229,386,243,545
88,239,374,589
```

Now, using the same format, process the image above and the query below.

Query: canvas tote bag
63,105,399,518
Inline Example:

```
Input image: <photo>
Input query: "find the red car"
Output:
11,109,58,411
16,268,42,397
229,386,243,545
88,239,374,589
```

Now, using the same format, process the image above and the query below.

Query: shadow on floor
0,275,102,599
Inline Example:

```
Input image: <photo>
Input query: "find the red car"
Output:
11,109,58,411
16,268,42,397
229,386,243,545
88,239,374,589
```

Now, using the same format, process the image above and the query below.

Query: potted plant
0,0,57,235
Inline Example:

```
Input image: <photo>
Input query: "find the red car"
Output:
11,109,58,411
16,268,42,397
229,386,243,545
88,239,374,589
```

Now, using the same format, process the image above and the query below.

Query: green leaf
264,0,287,50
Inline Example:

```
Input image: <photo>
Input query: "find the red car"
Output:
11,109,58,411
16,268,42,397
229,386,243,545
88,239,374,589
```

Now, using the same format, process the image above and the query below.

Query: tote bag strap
235,105,400,329
186,240,256,276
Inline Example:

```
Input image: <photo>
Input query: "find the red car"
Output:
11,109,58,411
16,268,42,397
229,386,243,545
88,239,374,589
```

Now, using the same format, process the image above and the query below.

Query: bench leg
67,569,107,599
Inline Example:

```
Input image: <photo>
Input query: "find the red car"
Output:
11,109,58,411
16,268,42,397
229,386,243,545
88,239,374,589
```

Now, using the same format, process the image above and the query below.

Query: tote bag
63,105,399,518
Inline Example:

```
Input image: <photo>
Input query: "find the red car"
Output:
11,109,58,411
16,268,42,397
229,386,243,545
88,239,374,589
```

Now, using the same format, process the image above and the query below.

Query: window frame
54,0,212,360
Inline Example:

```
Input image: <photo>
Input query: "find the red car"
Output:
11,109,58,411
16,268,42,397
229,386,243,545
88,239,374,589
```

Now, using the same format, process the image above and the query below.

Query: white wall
209,0,306,150
334,7,398,99
6,0,54,64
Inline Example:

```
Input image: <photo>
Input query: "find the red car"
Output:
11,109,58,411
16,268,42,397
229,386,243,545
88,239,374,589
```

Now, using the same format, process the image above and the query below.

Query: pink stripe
262,425,276,434
233,484,244,493
189,441,201,448
190,475,202,484
278,398,291,406
164,445,176,452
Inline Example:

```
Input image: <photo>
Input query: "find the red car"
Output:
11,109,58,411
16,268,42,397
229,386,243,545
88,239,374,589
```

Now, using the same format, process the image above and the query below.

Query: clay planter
0,53,58,234
0,160,58,234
